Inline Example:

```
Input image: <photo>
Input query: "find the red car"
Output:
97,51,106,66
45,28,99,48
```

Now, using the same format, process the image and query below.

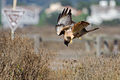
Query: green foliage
46,12,59,25
72,13,88,22
17,0,27,6
38,11,88,26
77,1,98,10
59,0,72,6
17,2,26,6
77,1,90,10
0,14,1,25
38,11,59,26
116,0,120,6
38,11,48,26
0,0,1,26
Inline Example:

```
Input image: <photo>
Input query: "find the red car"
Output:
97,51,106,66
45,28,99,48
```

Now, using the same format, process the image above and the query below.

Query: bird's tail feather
87,28,99,32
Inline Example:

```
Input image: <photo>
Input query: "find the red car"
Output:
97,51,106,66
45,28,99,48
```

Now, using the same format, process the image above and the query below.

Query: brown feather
72,21,90,33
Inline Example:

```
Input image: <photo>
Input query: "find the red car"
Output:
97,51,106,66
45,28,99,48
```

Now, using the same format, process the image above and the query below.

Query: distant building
87,0,120,25
2,5,41,28
45,2,82,16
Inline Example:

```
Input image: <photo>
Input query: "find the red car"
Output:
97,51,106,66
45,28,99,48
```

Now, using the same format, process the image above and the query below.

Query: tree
102,19,120,26
116,0,120,6
0,14,1,25
59,0,72,6
0,0,1,25
38,11,59,26
77,1,98,10
72,13,88,22
46,12,59,25
38,11,47,26
77,1,90,10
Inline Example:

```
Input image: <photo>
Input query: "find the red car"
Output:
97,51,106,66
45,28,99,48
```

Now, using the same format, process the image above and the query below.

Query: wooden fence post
113,39,118,55
34,35,40,53
85,40,90,52
96,36,102,56
103,40,110,54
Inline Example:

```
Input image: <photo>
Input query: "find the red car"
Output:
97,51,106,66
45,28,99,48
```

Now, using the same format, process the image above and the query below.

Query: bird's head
64,37,72,46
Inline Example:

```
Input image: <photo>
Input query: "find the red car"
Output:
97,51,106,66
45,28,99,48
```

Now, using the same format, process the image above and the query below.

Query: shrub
72,13,88,22
38,11,48,26
0,32,51,80
46,12,59,25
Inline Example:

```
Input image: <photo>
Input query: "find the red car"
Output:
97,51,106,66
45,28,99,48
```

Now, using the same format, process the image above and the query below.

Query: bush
59,0,72,6
46,12,59,25
0,32,51,80
38,11,48,26
38,11,59,26
76,1,98,10
0,14,1,25
50,56,120,80
72,13,88,22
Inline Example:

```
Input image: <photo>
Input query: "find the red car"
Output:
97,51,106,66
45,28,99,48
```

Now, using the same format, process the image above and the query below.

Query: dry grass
0,27,120,80
0,32,53,80
49,55,120,80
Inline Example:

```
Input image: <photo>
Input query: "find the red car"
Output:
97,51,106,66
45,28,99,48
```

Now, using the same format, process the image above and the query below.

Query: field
0,26,120,80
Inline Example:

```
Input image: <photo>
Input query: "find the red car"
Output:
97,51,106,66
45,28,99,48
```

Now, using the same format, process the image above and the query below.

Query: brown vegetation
0,32,52,80
50,56,120,80
0,27,120,80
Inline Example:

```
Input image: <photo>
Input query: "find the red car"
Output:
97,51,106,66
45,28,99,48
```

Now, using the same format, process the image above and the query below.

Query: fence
23,34,120,56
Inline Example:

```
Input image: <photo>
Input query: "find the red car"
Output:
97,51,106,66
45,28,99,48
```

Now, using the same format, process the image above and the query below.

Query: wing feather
64,8,68,14
72,21,90,34
56,8,73,36
57,8,72,25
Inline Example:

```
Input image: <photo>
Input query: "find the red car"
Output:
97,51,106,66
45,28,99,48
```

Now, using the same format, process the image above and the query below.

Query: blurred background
0,0,120,79
0,0,120,27
0,0,120,60
0,0,120,61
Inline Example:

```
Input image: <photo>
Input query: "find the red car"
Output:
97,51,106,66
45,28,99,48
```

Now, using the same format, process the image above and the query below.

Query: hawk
55,8,99,46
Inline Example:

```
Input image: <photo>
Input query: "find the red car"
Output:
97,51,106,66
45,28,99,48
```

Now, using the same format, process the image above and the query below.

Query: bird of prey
55,8,99,46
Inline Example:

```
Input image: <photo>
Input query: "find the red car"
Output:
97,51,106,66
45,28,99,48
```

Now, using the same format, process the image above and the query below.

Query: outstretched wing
57,8,72,26
56,8,73,36
72,21,90,34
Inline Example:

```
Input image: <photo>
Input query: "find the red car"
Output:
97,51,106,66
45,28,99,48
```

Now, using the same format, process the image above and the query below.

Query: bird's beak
64,40,69,47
